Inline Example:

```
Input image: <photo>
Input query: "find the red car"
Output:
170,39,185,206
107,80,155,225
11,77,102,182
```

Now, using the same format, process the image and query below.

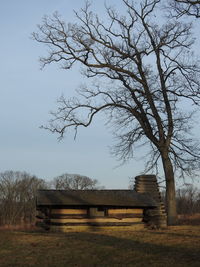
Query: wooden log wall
108,208,143,219
36,207,145,229
134,175,167,228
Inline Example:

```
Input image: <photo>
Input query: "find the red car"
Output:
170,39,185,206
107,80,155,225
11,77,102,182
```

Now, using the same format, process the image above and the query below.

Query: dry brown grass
0,223,37,231
0,224,199,267
178,213,200,225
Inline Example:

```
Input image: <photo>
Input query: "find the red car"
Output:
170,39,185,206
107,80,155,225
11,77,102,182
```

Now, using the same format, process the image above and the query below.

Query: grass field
0,224,199,267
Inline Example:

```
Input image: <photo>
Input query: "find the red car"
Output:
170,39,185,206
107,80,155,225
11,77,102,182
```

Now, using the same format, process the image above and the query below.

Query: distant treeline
0,170,199,225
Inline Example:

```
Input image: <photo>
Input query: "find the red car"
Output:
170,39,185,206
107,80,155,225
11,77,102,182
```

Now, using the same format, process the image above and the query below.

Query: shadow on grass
67,231,200,265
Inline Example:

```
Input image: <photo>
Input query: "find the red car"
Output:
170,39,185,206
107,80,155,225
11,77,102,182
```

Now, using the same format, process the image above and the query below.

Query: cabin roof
36,190,157,208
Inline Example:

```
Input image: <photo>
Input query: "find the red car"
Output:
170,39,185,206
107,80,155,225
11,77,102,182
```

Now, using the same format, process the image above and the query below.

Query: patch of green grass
0,225,199,266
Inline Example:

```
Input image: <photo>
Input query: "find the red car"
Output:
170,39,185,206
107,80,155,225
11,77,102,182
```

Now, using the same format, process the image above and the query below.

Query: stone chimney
134,175,167,228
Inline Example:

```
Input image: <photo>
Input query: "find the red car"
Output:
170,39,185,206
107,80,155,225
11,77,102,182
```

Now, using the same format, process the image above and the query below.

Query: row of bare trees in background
0,170,102,226
176,185,200,215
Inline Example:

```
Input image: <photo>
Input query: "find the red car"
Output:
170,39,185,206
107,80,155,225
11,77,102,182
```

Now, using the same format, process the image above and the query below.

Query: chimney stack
134,175,167,228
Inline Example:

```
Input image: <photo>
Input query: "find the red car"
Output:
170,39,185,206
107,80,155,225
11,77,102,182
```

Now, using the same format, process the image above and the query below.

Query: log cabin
36,175,167,230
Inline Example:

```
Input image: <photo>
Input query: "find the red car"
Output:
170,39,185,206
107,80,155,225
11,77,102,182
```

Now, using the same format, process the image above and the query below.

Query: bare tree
168,0,200,18
176,185,200,214
0,171,47,225
33,0,200,225
52,173,104,190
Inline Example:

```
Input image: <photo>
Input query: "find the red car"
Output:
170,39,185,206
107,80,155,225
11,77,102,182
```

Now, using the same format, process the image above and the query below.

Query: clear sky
0,0,200,189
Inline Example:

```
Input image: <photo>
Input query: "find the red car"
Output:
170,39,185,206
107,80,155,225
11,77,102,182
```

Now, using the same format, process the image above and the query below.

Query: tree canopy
52,173,104,190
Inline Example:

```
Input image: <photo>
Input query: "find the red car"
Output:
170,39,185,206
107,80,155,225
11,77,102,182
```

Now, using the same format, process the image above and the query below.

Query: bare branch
168,0,200,18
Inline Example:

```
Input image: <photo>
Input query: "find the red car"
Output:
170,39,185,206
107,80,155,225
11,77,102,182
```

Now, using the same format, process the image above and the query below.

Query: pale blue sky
0,0,200,189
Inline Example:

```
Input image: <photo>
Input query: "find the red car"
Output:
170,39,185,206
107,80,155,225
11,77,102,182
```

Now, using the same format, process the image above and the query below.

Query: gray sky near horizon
0,0,200,189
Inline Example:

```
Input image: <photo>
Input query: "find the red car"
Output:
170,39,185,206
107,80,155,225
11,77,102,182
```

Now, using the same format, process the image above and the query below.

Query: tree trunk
161,153,177,225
